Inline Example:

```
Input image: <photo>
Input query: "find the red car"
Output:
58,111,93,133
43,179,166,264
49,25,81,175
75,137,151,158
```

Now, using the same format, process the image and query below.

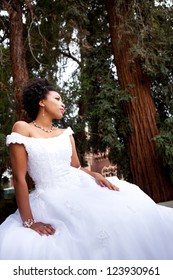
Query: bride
0,77,173,260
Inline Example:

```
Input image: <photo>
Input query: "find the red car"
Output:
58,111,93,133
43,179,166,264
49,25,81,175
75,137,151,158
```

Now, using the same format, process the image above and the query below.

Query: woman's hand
94,173,119,191
30,222,55,236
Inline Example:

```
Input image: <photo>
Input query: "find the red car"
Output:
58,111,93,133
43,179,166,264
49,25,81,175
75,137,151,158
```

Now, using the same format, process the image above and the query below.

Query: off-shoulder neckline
7,127,72,140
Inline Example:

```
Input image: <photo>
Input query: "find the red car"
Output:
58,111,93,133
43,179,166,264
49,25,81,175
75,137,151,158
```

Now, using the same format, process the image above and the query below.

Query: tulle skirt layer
0,168,173,260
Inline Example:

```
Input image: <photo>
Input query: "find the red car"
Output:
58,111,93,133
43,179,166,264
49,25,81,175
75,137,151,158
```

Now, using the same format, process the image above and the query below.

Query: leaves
0,0,173,183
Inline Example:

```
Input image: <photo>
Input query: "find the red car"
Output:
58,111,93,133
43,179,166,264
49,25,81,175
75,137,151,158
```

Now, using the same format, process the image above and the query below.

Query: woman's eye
56,97,60,100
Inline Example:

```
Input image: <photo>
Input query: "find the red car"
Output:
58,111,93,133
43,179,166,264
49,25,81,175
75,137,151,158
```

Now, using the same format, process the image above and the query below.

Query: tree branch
60,49,81,67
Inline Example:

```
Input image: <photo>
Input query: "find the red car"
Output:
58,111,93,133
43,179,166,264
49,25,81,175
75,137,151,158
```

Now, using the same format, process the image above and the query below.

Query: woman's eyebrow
55,94,61,98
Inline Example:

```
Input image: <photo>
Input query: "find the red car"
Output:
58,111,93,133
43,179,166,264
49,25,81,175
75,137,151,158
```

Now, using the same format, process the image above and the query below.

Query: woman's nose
61,102,65,108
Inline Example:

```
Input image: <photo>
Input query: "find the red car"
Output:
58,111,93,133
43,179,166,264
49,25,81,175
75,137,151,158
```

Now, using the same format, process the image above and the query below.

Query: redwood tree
2,0,29,120
106,0,173,202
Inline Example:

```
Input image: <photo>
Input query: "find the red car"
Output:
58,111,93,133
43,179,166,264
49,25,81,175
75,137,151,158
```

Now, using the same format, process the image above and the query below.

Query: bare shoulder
12,121,30,137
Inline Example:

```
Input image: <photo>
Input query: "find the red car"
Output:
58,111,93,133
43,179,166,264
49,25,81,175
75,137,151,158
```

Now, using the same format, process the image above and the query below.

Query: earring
42,106,45,117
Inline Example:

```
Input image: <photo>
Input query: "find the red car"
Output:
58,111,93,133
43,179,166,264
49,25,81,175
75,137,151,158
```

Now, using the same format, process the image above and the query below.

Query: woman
0,77,173,260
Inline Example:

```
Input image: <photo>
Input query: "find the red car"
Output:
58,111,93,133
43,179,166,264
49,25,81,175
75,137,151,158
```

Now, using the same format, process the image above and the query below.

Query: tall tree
105,0,173,202
1,0,173,203
1,0,29,120
74,1,130,174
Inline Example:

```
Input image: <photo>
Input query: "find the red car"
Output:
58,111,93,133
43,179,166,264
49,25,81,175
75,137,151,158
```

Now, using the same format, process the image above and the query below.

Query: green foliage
125,1,173,118
0,133,9,175
154,117,173,183
0,45,15,176
0,88,14,176
126,1,173,180
0,0,173,181
136,4,173,82
83,74,131,178
66,0,132,177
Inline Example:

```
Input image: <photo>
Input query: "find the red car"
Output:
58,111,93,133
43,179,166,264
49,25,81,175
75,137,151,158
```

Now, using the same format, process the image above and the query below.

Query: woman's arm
70,135,119,191
10,121,55,235
10,122,34,223
10,142,34,223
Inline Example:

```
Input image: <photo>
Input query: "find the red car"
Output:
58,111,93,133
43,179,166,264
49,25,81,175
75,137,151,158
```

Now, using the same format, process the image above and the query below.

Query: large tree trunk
5,0,29,120
106,0,173,202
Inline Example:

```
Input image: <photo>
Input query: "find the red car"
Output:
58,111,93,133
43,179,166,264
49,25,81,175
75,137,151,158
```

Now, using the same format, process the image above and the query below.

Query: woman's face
42,91,65,119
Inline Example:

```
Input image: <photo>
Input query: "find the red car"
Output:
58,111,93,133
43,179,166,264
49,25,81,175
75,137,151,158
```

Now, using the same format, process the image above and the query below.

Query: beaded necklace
32,120,53,133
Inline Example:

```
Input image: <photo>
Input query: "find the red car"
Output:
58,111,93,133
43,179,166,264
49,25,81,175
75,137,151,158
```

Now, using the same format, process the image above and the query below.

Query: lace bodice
6,127,74,189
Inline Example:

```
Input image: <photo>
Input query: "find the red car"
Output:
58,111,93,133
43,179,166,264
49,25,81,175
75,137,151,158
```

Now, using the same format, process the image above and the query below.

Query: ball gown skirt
0,127,173,260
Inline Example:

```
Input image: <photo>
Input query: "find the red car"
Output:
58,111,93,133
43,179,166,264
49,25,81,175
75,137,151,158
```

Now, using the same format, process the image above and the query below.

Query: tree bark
7,0,29,120
106,0,173,202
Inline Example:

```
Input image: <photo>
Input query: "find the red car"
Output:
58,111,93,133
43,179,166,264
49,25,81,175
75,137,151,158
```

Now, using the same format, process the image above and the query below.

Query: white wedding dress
0,127,173,260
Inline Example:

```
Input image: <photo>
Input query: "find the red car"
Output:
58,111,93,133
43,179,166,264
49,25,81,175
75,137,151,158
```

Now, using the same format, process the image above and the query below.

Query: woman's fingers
44,224,55,235
31,222,55,235
98,179,119,191
107,182,119,191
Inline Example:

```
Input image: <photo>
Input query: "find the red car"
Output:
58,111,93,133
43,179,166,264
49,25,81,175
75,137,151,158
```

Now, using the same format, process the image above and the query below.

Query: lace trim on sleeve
6,132,26,146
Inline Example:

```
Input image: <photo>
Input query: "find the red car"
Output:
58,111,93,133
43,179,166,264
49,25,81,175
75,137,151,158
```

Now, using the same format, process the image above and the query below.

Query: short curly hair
22,78,56,120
